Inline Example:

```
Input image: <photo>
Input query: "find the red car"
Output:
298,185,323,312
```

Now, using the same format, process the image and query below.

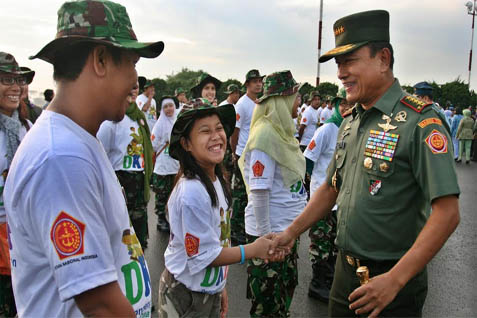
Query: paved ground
145,162,477,317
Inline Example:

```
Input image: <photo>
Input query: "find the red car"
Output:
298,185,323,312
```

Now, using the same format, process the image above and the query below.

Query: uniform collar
353,78,404,118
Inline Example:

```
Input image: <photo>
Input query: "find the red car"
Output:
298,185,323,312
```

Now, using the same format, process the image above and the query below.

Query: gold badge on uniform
379,162,389,172
346,255,355,266
378,114,397,132
363,157,373,169
394,111,407,122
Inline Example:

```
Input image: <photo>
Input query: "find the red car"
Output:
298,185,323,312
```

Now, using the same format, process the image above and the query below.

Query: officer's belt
342,251,398,269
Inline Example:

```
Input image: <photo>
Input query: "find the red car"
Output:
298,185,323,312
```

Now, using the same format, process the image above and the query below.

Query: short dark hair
367,41,394,70
43,89,54,101
174,113,232,208
53,42,125,82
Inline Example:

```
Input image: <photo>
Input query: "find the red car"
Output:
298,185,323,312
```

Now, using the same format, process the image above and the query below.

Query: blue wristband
239,245,245,265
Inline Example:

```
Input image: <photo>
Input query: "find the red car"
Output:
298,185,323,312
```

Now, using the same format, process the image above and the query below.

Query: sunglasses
0,76,28,86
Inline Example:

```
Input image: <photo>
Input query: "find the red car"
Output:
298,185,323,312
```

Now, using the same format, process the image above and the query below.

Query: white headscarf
151,99,178,148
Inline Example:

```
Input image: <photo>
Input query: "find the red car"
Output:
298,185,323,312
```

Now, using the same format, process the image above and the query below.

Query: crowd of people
0,1,473,318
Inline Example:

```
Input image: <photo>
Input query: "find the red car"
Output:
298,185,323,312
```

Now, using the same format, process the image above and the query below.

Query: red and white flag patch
308,140,316,150
50,211,86,260
185,232,200,257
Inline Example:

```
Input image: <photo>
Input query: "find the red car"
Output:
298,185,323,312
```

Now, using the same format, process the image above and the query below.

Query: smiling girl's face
181,114,226,178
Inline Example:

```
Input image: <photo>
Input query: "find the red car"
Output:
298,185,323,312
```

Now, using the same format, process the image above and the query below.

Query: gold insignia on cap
378,114,397,132
364,157,373,170
394,111,407,123
325,43,356,56
334,25,345,36
379,162,389,172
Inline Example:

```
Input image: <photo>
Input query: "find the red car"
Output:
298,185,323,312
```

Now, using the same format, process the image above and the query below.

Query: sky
1,0,473,103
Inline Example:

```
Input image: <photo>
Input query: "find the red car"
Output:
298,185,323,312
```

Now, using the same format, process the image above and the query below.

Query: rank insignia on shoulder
400,96,432,113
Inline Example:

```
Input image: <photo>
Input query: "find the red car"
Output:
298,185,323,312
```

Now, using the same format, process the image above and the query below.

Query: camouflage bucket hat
244,69,265,84
0,52,35,84
224,84,240,94
174,87,186,96
190,73,222,98
30,0,164,64
169,98,236,160
332,87,346,104
319,10,389,63
257,70,301,104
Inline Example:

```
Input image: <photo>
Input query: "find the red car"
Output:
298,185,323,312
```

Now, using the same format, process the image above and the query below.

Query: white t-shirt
97,116,145,172
303,123,339,196
244,149,307,236
300,106,319,146
235,95,256,157
4,111,151,318
0,125,29,223
165,177,231,294
219,99,234,106
150,118,179,176
316,107,323,124
320,107,333,123
299,103,308,116
136,94,157,130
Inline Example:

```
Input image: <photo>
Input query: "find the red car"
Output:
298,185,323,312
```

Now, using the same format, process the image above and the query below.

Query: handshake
247,231,295,263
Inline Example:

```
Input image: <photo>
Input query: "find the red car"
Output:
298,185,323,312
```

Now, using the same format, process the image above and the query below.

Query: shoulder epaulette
400,95,432,113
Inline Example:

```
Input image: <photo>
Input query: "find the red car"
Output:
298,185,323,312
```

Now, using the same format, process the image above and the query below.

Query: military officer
271,10,460,317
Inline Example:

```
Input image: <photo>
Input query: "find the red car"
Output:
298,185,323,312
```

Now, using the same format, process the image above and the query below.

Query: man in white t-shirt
320,97,333,123
4,1,164,316
136,77,157,130
219,84,240,106
299,91,321,151
229,69,264,245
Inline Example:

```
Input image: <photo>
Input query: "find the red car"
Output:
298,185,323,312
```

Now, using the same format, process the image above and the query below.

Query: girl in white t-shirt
238,71,307,318
151,96,179,232
159,99,276,318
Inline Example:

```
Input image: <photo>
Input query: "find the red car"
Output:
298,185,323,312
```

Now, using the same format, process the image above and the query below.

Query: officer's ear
378,47,392,72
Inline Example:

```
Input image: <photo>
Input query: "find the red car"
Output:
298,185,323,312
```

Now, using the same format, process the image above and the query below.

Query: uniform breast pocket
362,159,395,208
335,149,347,169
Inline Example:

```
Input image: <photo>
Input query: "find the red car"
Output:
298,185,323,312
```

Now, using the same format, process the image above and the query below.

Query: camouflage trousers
159,269,221,318
308,209,337,263
151,173,175,223
246,234,299,318
231,160,247,243
116,170,148,248
0,275,16,317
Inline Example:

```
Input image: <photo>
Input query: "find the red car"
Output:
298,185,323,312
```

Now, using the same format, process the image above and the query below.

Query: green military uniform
326,80,459,316
318,10,461,316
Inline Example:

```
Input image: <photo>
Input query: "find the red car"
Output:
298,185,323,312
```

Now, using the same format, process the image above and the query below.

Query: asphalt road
144,162,477,317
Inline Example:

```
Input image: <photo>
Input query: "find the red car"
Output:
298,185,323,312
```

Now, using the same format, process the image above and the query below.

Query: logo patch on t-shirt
303,117,307,123
425,129,447,154
50,211,86,260
151,134,155,141
236,113,241,121
308,140,316,150
252,160,265,177
185,232,200,257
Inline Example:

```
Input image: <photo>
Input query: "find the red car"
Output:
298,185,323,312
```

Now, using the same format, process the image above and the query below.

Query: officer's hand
348,272,402,317
267,231,295,262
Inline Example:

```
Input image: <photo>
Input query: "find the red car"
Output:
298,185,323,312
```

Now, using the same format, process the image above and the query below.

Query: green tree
439,78,472,108
317,82,338,98
165,68,205,98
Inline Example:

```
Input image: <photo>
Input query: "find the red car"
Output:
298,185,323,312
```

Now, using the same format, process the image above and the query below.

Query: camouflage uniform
151,173,175,226
116,171,148,248
246,235,299,318
308,212,337,263
231,160,247,245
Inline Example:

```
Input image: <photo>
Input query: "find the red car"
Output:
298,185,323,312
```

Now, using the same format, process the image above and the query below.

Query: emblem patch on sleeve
151,134,155,141
418,118,442,128
50,211,86,260
236,113,240,121
425,129,448,154
252,160,265,177
303,117,307,123
308,140,316,150
185,233,200,257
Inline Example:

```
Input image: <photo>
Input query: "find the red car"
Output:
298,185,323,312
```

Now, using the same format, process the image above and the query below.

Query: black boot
308,261,331,303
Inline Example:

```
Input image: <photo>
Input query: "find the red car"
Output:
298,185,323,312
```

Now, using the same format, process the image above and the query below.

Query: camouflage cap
190,73,222,98
174,87,186,96
319,10,389,63
244,69,265,84
0,52,35,84
257,70,301,104
332,87,346,104
224,84,240,94
309,91,321,100
30,0,164,64
169,99,236,160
